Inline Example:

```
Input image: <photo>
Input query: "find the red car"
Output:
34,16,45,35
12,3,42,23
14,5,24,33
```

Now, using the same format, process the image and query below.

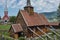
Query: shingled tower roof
27,0,31,6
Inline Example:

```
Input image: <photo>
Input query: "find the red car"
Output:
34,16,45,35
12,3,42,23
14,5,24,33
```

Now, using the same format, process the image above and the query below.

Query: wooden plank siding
15,10,28,37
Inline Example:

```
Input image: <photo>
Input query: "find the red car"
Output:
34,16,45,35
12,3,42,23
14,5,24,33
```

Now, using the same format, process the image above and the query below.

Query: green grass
0,24,11,30
0,24,12,40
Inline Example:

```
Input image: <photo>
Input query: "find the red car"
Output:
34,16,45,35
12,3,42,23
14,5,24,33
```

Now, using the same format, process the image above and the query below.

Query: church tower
3,0,9,23
24,0,34,15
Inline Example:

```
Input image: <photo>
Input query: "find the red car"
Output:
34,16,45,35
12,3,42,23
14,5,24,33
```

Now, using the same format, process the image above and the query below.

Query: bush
19,37,25,40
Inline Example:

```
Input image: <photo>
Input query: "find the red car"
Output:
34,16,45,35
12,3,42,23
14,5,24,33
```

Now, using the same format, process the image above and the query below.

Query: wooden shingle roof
20,10,49,26
39,14,49,25
11,24,23,33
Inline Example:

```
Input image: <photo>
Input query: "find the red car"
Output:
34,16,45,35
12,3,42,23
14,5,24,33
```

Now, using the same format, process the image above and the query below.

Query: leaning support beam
37,27,53,40
50,26,55,30
28,28,44,40
46,27,60,37
50,26,60,33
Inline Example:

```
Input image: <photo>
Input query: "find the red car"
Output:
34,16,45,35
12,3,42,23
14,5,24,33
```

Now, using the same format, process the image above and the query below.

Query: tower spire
4,0,8,11
4,0,8,16
3,0,9,23
27,0,31,6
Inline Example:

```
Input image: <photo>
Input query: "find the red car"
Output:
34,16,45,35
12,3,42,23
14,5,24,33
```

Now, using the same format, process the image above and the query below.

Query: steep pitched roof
3,15,9,20
11,24,23,33
39,14,49,25
20,10,49,26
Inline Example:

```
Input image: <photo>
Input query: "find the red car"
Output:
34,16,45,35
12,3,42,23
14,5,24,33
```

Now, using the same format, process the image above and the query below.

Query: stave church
9,0,60,39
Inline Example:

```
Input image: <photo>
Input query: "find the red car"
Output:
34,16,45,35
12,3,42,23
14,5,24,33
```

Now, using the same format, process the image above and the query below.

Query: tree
19,37,25,40
9,16,16,23
57,4,60,22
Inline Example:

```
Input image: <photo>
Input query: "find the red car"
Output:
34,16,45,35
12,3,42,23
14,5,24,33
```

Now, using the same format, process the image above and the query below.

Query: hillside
40,11,58,22
40,11,57,18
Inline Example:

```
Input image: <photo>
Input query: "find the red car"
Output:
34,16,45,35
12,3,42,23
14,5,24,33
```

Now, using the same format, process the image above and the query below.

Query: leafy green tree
57,4,60,22
9,16,16,23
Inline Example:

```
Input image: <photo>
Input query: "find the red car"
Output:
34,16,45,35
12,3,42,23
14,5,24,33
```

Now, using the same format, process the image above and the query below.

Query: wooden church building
9,0,60,39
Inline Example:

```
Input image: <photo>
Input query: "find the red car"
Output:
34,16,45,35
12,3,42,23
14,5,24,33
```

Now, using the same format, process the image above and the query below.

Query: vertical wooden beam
14,33,18,39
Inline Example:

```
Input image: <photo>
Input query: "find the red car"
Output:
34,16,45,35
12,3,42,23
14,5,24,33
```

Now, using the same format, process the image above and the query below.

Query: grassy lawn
0,24,11,30
0,24,12,40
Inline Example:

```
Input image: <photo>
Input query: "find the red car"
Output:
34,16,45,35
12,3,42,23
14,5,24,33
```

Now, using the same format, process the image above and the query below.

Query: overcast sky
0,0,60,17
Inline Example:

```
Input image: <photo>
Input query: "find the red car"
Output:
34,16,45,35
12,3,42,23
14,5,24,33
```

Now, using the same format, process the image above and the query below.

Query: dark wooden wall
15,10,28,37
